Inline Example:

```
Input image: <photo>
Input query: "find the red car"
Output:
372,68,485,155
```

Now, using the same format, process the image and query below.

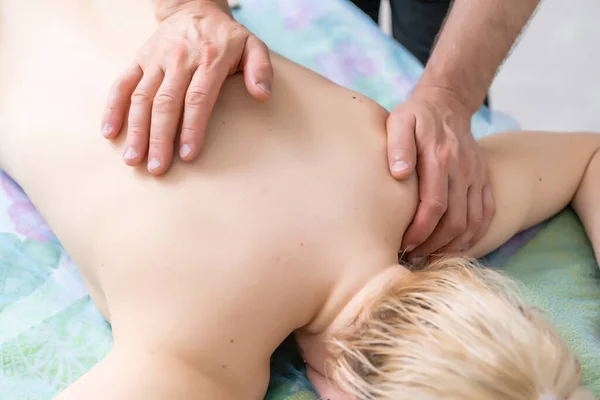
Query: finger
469,183,496,247
123,69,164,166
179,65,227,162
410,176,468,259
401,152,448,251
101,64,143,139
386,111,417,180
146,67,193,175
241,35,274,101
442,183,483,252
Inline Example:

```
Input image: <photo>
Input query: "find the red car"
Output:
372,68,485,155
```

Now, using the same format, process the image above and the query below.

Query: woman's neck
295,264,410,376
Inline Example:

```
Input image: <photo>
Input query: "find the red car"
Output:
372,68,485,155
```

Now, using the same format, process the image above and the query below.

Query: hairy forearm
153,0,231,21
417,0,540,113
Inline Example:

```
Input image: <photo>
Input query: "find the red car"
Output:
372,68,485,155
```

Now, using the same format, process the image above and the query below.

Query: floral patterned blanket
3,1,597,399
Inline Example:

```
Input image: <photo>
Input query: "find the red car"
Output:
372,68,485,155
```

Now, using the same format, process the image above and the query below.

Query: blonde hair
328,257,592,400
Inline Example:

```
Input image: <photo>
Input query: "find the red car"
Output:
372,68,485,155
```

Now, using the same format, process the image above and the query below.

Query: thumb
241,35,274,102
386,110,417,180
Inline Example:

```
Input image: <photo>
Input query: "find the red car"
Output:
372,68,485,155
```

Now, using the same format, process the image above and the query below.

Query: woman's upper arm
466,131,600,259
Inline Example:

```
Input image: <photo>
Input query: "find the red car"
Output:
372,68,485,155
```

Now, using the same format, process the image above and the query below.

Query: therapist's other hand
386,88,495,260
101,0,274,175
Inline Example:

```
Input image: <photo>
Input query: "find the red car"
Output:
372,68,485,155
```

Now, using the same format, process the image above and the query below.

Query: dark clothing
352,0,383,24
352,0,452,67
351,0,451,66
351,0,489,107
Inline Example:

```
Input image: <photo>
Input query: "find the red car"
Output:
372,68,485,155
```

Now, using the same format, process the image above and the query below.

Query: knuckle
450,148,461,166
111,74,135,98
127,125,146,140
463,156,478,179
432,157,444,172
200,42,220,66
426,197,447,215
460,233,477,249
436,146,452,167
448,136,460,155
467,237,482,250
227,23,246,40
484,201,497,218
136,45,151,62
174,40,190,58
172,45,189,68
466,238,479,249
153,91,180,113
438,140,460,165
487,206,497,220
448,217,468,235
254,58,274,74
131,89,151,105
180,125,196,138
149,135,170,146
185,88,208,107
470,213,484,226
252,37,270,55
458,240,475,253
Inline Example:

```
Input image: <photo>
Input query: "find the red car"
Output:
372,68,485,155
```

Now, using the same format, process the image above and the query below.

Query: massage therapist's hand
387,88,496,261
101,0,274,175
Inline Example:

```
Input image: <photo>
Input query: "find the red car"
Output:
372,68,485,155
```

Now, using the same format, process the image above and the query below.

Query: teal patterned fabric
233,0,519,138
0,0,597,399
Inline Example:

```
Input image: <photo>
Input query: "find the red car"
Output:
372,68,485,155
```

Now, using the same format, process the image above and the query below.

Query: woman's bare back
0,1,417,397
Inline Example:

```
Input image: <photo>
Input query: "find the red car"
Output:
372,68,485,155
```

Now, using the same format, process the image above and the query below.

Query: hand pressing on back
101,0,274,175
386,87,496,261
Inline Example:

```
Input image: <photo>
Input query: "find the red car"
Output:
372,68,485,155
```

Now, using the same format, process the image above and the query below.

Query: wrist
416,65,487,113
154,0,230,21
410,84,476,121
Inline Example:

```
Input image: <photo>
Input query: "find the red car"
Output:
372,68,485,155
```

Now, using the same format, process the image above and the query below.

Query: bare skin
102,0,541,262
0,1,598,399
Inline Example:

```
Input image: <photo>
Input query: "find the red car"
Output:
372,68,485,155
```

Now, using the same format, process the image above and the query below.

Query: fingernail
102,124,113,137
148,158,161,171
180,144,192,159
256,81,272,94
404,244,415,252
391,161,409,172
124,147,139,161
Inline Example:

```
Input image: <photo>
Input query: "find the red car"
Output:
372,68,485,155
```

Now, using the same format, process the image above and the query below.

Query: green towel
502,209,600,393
